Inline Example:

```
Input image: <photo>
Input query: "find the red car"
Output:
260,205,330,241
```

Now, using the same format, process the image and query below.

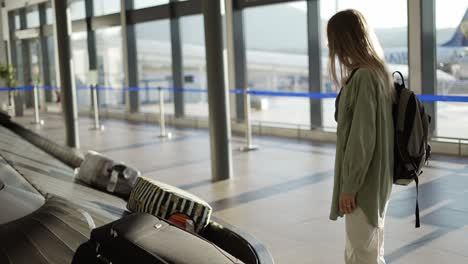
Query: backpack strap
346,68,360,85
334,68,360,122
392,71,406,94
415,176,420,228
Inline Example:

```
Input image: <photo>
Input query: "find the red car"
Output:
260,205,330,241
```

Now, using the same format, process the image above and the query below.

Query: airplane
384,8,468,72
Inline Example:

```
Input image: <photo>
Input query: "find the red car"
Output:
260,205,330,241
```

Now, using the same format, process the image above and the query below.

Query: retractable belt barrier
90,85,104,131
32,84,44,125
0,86,35,91
240,88,258,152
40,85,59,91
157,87,171,138
4,85,468,102
2,85,468,145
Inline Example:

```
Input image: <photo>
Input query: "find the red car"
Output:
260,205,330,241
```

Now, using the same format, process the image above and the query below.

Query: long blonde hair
327,9,393,100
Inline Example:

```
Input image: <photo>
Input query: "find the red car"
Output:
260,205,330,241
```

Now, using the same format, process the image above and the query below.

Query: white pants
345,207,386,264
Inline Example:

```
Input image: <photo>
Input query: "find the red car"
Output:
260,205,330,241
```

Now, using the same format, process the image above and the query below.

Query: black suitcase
72,213,243,264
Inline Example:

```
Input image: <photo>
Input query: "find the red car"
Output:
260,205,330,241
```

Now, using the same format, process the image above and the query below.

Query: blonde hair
327,9,394,100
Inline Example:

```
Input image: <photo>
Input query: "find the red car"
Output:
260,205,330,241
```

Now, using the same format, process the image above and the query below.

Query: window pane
93,0,120,16
15,40,25,85
13,11,21,29
134,0,169,9
181,14,208,118
71,32,90,108
46,2,53,24
245,2,309,128
135,20,173,114
69,0,86,20
29,40,41,87
46,36,59,102
436,0,468,138
320,0,408,130
95,26,124,109
26,6,40,28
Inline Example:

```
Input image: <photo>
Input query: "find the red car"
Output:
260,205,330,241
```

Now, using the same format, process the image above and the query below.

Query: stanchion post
240,88,257,152
8,87,15,116
90,84,104,131
31,84,44,125
158,87,171,138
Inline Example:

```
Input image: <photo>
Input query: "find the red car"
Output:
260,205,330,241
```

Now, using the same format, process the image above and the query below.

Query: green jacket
330,68,394,228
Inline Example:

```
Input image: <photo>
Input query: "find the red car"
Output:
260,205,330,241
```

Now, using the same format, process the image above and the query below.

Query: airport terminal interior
0,0,467,263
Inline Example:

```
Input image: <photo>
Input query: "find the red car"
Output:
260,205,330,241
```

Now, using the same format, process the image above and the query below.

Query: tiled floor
12,112,468,264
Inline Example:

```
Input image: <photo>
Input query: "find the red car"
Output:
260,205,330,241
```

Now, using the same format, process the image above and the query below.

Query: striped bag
127,177,212,233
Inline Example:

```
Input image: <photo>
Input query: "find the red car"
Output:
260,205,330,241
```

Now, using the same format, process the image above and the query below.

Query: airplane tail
442,8,468,47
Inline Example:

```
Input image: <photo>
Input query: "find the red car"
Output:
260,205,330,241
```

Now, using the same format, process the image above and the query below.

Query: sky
289,0,468,29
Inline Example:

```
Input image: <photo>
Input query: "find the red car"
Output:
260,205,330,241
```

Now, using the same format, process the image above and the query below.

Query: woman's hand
340,193,357,214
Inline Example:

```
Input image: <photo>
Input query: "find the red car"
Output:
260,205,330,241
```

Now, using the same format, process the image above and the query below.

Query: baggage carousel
0,113,274,264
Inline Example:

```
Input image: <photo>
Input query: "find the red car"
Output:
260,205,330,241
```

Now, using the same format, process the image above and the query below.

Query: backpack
392,71,431,228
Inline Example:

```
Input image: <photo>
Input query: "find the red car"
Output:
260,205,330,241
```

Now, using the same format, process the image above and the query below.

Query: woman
327,9,394,264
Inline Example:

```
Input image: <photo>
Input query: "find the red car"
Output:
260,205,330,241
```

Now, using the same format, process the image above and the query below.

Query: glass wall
245,2,309,128
14,40,25,115
135,20,173,114
181,14,208,118
436,0,468,138
46,2,53,24
15,40,25,86
69,0,86,20
134,0,169,9
26,6,40,28
95,26,124,110
14,12,21,30
320,0,408,129
46,36,59,102
28,40,41,88
71,32,90,108
8,0,468,143
93,0,120,16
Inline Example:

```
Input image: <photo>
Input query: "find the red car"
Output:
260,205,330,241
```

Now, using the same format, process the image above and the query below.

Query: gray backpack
392,71,431,228
75,151,140,200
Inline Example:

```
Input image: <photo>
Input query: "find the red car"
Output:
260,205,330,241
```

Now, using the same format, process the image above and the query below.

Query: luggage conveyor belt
0,125,127,220
0,150,44,225
0,124,126,263
0,116,275,264
0,196,113,264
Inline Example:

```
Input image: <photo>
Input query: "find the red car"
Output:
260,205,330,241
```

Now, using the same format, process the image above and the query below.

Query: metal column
203,0,233,181
121,0,139,113
85,0,99,109
7,12,17,72
85,0,97,71
307,0,323,129
232,5,247,121
224,0,238,121
53,0,80,148
0,9,7,65
8,11,22,116
170,0,185,118
408,0,436,133
39,3,52,103
420,0,436,133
